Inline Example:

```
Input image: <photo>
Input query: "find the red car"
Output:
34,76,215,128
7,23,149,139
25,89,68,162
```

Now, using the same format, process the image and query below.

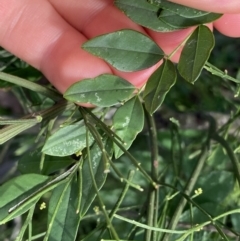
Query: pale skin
0,0,240,94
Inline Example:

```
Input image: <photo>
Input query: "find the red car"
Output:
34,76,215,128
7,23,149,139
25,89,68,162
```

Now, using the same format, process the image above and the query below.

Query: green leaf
113,97,144,158
114,0,178,32
42,124,94,157
159,10,221,29
64,74,135,107
18,147,74,175
143,59,177,114
0,174,49,224
178,25,215,83
80,139,111,216
153,0,210,18
82,29,164,71
46,177,80,241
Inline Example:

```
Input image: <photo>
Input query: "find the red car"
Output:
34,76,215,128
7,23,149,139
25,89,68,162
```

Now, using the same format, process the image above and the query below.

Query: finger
48,0,159,88
0,0,160,92
169,0,240,14
0,0,113,93
213,14,240,37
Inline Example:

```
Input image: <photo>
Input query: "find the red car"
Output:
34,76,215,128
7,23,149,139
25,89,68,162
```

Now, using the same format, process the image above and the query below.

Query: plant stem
114,214,186,234
15,205,35,241
99,171,135,239
144,108,159,181
76,158,83,214
85,129,120,241
83,108,158,188
0,72,61,101
109,159,144,191
144,108,159,241
109,170,135,221
204,62,240,84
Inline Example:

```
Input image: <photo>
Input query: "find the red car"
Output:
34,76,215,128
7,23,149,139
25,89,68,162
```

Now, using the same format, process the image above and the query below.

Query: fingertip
213,14,240,37
40,31,112,93
169,0,240,14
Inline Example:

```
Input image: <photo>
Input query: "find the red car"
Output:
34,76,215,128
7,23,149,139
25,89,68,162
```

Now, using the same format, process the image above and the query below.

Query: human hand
0,0,240,93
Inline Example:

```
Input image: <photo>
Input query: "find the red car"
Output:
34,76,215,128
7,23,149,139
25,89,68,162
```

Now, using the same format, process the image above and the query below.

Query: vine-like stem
85,129,120,241
0,72,61,101
109,170,135,221
15,205,35,241
144,108,159,241
108,159,144,191
204,62,240,84
83,108,158,188
144,107,159,181
99,170,135,239
76,158,83,214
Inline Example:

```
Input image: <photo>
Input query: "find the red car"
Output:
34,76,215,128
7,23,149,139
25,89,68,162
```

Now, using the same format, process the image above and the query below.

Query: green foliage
0,174,49,224
18,147,74,175
178,25,215,83
1,1,240,241
153,0,210,17
82,30,164,71
42,124,94,157
158,10,221,29
113,97,144,158
46,177,80,241
143,59,177,114
114,0,177,32
64,74,135,106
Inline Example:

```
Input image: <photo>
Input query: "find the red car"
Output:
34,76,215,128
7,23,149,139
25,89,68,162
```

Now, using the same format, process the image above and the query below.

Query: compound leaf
144,59,177,115
64,74,135,107
42,124,94,157
178,25,215,83
82,29,164,71
113,97,144,158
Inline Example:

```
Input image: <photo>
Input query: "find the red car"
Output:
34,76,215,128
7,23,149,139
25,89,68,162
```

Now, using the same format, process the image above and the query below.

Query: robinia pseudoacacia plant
0,0,240,241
